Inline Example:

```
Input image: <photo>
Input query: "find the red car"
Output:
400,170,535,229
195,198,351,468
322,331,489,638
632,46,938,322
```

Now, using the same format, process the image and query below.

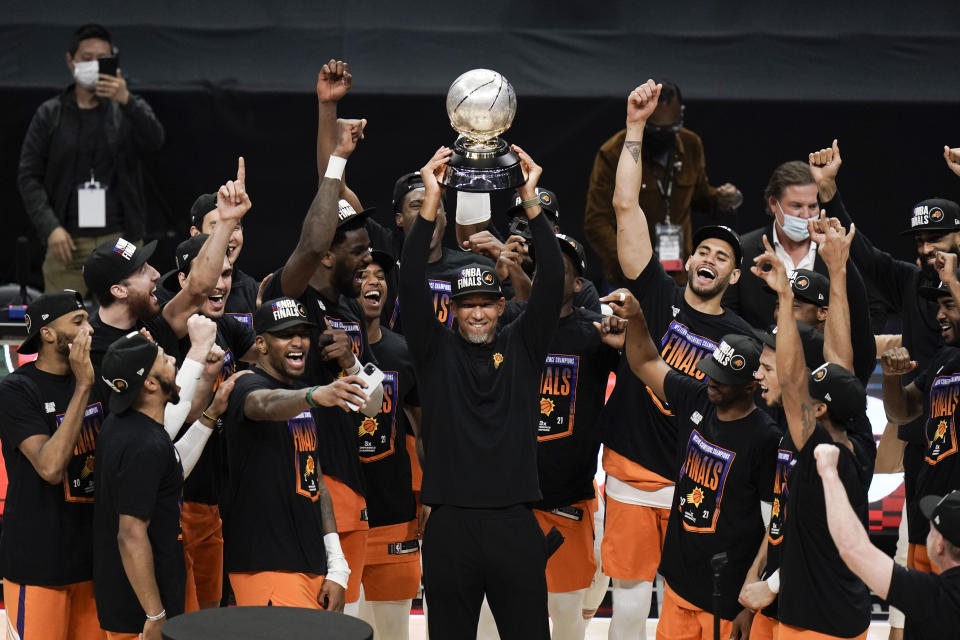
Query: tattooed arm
317,475,338,534
613,79,661,278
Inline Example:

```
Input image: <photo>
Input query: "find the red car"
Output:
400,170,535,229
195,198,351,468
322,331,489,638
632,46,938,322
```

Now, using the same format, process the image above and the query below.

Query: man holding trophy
400,69,563,639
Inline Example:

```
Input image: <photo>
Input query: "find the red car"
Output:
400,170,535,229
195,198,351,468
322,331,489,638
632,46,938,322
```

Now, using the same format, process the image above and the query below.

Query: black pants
422,504,549,639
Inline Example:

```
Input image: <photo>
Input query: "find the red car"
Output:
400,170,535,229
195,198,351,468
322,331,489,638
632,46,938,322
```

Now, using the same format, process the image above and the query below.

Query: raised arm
815,444,893,598
753,236,818,450
513,146,564,353
602,288,672,399
811,141,915,307
811,215,856,371
880,348,923,424
164,158,250,337
315,60,352,179
17,328,94,484
613,80,660,278
398,147,453,356
281,118,366,298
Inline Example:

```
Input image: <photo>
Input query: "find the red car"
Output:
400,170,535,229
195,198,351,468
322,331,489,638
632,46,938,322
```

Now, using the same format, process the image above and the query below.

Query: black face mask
644,115,682,154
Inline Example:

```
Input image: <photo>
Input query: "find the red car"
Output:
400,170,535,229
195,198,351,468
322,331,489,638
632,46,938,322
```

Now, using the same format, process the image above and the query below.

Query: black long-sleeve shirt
399,210,563,507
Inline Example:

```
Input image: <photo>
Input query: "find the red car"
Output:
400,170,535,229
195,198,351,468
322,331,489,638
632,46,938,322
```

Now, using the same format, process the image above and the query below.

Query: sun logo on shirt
80,455,95,479
305,455,316,477
493,353,504,369
687,486,705,509
935,420,949,442
359,417,378,437
771,498,780,518
540,397,555,416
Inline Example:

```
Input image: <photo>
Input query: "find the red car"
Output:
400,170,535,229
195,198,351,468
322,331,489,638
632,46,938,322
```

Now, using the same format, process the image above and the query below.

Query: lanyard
653,150,681,221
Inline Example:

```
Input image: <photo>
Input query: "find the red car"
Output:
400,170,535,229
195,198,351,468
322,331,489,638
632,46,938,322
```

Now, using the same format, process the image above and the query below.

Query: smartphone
508,216,532,242
98,55,118,76
347,362,385,413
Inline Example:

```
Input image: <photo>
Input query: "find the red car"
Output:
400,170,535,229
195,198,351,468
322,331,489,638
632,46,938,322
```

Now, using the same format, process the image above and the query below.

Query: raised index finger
236,156,246,185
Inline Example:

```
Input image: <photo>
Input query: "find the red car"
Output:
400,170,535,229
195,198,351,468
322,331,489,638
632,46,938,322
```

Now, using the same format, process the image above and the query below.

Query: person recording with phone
18,23,164,295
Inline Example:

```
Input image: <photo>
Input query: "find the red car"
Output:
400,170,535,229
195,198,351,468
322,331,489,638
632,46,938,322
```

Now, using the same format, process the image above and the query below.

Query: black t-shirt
573,279,602,314
221,369,328,574
887,565,960,640
599,258,754,480
89,310,179,373
93,410,185,633
389,247,498,334
399,212,564,507
659,370,779,620
778,426,873,636
177,315,255,505
912,346,960,544
533,308,619,509
0,364,105,585
762,427,794,610
262,272,370,495
354,328,420,527
65,104,123,236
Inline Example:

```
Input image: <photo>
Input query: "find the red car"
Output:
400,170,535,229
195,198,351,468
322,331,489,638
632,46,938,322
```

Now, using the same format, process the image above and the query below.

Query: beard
128,290,160,320
686,267,728,299
157,375,180,405
54,332,72,357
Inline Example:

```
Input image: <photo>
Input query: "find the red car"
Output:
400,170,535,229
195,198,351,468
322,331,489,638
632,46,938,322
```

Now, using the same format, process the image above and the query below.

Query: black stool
161,607,373,640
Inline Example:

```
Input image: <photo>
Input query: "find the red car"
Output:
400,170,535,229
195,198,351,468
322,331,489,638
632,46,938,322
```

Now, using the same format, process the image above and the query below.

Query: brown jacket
583,127,718,285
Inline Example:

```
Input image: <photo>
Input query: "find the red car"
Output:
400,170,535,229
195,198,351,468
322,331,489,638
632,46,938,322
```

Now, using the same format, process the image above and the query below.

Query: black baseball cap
189,193,218,230
161,234,208,292
920,490,960,548
366,249,396,274
83,237,157,296
918,278,956,301
696,334,762,385
392,172,425,212
506,187,559,223
254,297,317,335
759,322,826,371
791,268,830,306
101,331,160,414
692,225,742,266
808,363,866,425
19,290,85,355
900,198,960,236
337,199,374,229
556,233,587,275
451,264,502,299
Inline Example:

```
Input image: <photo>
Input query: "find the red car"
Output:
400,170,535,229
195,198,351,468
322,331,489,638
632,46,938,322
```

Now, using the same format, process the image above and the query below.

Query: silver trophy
440,69,525,192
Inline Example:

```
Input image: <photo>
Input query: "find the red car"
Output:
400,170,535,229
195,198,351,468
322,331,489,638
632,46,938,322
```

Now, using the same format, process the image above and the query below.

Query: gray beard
465,331,491,344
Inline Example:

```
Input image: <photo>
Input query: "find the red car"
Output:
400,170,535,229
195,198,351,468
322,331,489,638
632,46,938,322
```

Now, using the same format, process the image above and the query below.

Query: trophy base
440,137,525,192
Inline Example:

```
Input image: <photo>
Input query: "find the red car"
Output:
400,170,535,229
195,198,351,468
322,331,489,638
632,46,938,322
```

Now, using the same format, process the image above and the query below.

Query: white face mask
73,60,99,90
776,201,810,242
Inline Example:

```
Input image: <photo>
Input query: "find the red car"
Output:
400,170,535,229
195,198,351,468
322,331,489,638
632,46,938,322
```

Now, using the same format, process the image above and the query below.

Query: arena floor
0,609,893,637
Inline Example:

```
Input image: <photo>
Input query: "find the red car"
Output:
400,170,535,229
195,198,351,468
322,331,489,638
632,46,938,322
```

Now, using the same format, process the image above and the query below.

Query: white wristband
323,532,351,589
324,155,347,181
344,357,362,376
456,191,491,225
765,569,780,594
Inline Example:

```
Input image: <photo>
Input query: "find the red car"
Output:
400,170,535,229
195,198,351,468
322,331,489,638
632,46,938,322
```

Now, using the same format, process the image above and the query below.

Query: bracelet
305,385,320,408
145,609,166,622
201,410,217,424
520,196,541,209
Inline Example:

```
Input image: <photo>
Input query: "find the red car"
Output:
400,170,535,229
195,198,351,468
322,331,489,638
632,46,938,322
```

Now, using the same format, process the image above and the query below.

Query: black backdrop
2,87,958,291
